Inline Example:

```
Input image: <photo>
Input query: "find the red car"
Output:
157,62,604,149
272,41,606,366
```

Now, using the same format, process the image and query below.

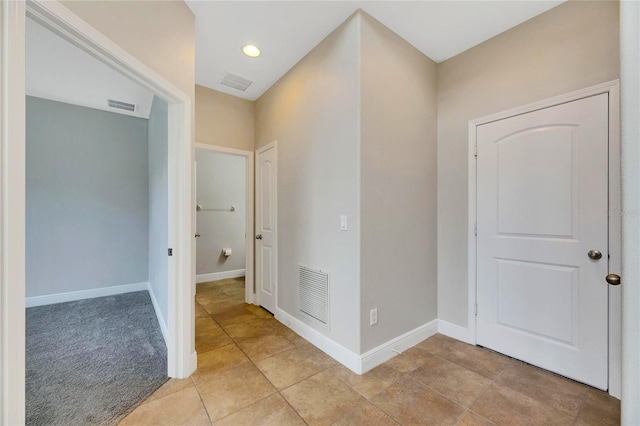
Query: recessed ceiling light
242,44,261,58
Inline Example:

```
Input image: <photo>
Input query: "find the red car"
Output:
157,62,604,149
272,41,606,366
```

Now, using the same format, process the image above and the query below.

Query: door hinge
168,248,173,256
475,303,478,316
474,145,478,157
474,223,477,236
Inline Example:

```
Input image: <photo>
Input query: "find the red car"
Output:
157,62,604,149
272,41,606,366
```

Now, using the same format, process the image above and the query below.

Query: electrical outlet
370,308,378,325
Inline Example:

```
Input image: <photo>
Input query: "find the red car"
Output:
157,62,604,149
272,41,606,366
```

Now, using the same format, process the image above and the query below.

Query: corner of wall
253,12,362,354
147,281,168,344
358,9,438,353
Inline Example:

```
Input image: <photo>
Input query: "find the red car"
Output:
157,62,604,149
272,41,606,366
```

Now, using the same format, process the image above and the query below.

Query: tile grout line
234,334,310,425
365,373,421,425
276,389,309,425
465,356,589,425
473,356,513,398
359,351,451,425
210,289,311,425
195,283,269,424
191,377,215,425
189,286,616,425
571,389,592,425
206,304,484,425
405,345,511,425
457,355,515,423
325,340,460,424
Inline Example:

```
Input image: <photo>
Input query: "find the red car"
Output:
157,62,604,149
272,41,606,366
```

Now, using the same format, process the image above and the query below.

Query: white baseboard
147,283,168,345
25,281,148,308
196,269,245,283
189,351,198,377
438,320,474,344
276,308,361,373
360,319,439,373
275,308,438,375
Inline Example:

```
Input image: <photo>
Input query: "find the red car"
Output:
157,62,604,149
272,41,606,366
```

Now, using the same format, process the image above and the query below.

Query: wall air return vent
299,265,330,329
219,72,253,92
107,99,136,112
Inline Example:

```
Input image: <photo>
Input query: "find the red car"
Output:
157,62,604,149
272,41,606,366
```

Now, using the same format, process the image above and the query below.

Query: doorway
469,81,621,395
1,2,194,422
195,144,254,304
23,14,175,424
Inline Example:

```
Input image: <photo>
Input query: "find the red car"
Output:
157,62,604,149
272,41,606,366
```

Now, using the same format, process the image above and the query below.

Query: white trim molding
620,0,640,421
276,308,361,373
196,269,246,283
468,80,621,398
147,282,168,345
195,143,254,304
437,320,474,344
25,282,148,308
276,308,438,374
360,319,439,373
1,1,26,423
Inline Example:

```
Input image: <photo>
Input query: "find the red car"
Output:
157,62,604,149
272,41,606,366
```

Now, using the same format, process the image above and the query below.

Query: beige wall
437,0,620,327
61,1,194,99
255,15,361,352
359,13,438,352
195,85,254,151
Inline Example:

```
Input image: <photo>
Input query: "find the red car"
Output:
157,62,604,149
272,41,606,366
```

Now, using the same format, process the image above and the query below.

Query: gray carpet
26,291,168,426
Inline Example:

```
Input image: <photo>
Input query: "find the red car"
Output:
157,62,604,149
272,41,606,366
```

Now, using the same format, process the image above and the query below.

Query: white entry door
476,94,609,389
255,142,277,313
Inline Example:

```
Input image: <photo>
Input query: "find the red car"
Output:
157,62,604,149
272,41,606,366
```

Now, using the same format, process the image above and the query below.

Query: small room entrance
22,11,190,424
195,144,254,304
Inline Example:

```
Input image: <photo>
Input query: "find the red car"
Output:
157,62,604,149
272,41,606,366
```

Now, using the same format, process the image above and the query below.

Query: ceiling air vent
107,99,136,112
219,72,253,92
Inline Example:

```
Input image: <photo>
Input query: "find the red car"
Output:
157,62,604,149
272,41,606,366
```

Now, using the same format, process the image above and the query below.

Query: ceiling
26,17,154,119
186,1,565,101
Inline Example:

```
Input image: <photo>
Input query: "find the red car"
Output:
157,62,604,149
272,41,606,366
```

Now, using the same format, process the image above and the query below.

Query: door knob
256,234,262,240
195,233,201,238
606,274,621,286
588,250,602,260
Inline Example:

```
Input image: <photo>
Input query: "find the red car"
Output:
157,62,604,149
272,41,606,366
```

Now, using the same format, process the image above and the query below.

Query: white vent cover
219,72,253,92
299,265,330,327
107,99,136,112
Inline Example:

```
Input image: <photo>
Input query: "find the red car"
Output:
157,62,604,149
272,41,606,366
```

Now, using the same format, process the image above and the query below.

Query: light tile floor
120,278,621,425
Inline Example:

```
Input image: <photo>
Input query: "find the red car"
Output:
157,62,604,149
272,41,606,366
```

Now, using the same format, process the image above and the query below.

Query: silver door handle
606,274,621,286
588,250,602,260
256,234,262,240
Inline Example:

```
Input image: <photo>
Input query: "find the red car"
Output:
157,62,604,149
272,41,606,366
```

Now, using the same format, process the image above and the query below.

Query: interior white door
476,93,609,389
255,143,277,313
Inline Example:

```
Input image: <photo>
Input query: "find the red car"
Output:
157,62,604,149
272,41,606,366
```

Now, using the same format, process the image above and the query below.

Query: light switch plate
340,215,348,231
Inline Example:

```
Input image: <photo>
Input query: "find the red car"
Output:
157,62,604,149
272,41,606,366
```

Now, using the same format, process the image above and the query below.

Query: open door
255,142,277,313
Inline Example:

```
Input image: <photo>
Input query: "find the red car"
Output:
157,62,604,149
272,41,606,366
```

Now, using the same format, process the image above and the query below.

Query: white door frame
255,141,278,311
1,1,195,423
468,80,621,398
195,143,255,304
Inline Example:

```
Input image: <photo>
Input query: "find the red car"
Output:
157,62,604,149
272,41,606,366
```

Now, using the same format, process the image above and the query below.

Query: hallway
120,278,620,425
